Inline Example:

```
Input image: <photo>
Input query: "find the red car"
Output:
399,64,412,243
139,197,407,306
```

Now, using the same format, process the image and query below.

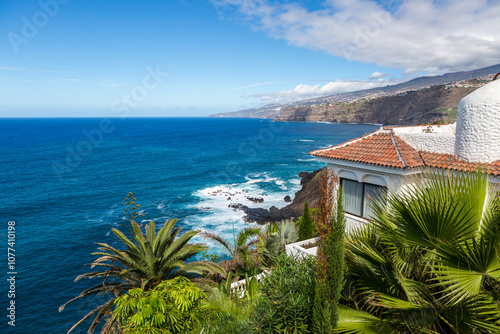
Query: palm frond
335,306,395,334
200,231,234,255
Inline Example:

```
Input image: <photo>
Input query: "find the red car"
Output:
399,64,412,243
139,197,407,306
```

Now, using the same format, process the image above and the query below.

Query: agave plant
258,219,299,267
338,171,500,333
60,219,225,333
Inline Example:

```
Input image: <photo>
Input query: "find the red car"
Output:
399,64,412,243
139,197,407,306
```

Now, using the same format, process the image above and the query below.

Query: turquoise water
0,117,378,333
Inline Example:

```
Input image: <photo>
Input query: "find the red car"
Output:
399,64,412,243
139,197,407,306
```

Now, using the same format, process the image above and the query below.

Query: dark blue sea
0,117,378,333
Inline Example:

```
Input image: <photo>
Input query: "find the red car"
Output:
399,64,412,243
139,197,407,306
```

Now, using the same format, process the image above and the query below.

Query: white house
310,78,500,230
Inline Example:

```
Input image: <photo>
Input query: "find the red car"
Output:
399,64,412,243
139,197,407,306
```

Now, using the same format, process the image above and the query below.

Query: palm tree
337,171,500,333
200,226,261,276
60,219,226,334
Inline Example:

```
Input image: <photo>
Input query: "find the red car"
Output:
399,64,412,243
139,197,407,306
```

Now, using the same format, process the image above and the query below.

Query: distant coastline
210,63,500,126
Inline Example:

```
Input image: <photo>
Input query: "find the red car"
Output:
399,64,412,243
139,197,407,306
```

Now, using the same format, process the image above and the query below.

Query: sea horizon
1,117,378,333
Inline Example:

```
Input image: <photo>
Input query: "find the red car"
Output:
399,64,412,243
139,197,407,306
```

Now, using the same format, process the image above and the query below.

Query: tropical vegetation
338,171,500,333
257,219,299,267
252,253,317,333
60,198,225,333
313,169,346,333
63,169,500,333
201,226,262,277
297,201,315,240
113,277,205,334
196,286,255,333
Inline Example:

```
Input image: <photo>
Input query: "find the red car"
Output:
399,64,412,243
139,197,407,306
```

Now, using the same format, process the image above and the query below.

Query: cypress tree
299,201,314,240
312,169,346,333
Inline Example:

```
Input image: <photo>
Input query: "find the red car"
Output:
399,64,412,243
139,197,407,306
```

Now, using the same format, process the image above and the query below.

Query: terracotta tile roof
310,129,424,169
419,151,500,176
310,129,500,176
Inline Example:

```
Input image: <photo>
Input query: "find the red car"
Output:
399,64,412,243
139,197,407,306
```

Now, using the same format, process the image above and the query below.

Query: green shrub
113,277,205,334
196,288,254,334
298,201,314,240
251,254,317,333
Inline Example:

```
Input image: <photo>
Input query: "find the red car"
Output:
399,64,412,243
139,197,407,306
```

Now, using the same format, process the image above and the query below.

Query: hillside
275,85,477,125
210,105,282,118
209,63,500,124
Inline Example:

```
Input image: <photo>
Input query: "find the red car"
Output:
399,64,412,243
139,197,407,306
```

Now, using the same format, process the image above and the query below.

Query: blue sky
1,0,499,117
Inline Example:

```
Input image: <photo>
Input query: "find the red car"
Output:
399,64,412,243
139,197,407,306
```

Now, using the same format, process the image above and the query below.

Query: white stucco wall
324,162,422,230
455,80,500,163
396,133,455,154
393,123,456,154
325,161,419,193
392,123,456,135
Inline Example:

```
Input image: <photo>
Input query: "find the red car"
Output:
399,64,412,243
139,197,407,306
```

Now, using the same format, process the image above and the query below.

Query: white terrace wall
285,237,318,258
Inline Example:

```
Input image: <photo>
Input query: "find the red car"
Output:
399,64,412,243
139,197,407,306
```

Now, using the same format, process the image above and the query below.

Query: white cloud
221,81,275,92
12,78,81,84
369,71,390,79
0,66,73,73
212,0,500,73
0,67,28,71
56,78,81,82
98,80,130,88
251,79,394,103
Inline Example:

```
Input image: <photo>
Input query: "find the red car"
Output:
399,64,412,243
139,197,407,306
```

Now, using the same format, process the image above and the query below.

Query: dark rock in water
269,206,279,214
247,196,264,203
228,168,325,224
284,195,292,202
243,207,272,225
298,171,309,179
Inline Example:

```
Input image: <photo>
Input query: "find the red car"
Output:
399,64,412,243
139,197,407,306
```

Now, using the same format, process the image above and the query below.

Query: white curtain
363,184,387,219
342,179,363,216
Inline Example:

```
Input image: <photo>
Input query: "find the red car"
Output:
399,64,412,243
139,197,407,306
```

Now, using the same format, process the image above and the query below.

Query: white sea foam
299,139,315,142
244,173,288,190
185,173,302,256
297,158,316,162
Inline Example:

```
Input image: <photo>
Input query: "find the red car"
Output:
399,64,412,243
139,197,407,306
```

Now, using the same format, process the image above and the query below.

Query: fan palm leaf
341,170,500,333
336,306,395,334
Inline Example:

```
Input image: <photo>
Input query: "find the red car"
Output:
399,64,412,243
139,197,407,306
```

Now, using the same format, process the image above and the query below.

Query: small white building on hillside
310,78,500,230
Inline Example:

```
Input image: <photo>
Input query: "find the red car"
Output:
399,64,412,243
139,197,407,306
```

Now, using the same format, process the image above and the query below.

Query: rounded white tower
455,78,500,163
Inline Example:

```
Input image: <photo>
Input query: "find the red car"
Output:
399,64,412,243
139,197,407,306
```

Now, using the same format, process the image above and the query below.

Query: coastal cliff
275,85,477,125
210,64,500,125
240,168,324,223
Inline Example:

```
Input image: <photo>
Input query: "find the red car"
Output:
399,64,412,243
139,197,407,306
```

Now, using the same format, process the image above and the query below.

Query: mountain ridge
209,63,500,124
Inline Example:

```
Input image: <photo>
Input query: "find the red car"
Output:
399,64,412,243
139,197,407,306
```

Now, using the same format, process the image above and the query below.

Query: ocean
0,117,378,333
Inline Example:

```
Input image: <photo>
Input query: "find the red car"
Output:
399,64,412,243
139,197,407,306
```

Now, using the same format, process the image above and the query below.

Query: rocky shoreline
235,168,324,224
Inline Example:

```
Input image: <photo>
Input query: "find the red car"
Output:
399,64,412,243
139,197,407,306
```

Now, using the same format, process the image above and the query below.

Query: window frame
340,177,387,219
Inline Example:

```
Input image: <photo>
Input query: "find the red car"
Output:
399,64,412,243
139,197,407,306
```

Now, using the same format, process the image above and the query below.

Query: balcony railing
230,271,268,297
